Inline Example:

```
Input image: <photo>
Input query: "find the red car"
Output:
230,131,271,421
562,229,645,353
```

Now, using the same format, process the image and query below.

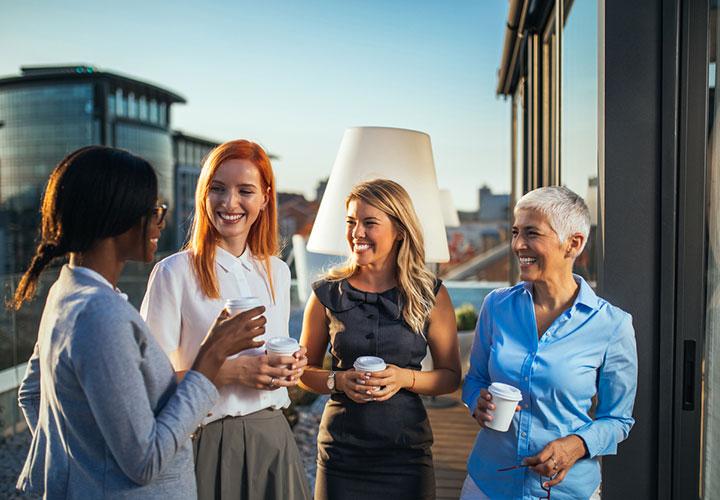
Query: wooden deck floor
426,394,478,500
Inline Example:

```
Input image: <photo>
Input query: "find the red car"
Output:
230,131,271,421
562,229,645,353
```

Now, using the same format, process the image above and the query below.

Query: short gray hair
515,186,591,253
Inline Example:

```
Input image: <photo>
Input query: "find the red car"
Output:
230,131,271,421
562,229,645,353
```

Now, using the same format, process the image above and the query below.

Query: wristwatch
326,371,341,394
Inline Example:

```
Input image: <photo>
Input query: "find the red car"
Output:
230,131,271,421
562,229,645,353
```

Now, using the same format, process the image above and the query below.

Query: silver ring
269,377,278,388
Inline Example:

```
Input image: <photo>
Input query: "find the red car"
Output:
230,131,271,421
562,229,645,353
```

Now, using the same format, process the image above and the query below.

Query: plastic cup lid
353,356,386,371
488,382,523,401
225,296,262,309
266,337,299,354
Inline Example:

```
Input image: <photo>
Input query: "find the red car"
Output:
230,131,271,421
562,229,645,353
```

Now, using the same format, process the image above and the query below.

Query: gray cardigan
17,265,219,498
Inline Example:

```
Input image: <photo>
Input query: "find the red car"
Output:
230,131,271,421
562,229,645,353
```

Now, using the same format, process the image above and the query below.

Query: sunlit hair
514,185,591,253
186,139,278,301
324,179,436,335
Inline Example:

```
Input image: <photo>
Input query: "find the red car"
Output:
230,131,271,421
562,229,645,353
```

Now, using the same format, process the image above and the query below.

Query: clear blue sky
0,0,510,211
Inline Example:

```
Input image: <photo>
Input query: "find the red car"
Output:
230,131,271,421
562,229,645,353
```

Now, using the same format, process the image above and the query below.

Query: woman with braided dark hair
12,146,266,499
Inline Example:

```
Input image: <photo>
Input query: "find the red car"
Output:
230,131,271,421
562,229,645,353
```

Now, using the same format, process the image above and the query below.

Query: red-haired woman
141,140,310,500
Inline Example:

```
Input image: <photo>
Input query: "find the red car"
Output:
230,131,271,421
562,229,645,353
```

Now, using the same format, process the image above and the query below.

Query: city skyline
0,0,511,211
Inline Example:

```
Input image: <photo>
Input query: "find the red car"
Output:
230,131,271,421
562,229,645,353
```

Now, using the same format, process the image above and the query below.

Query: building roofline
172,130,219,147
0,65,186,104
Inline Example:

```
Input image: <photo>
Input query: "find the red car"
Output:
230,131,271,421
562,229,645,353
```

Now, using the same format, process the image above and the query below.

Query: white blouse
140,246,291,424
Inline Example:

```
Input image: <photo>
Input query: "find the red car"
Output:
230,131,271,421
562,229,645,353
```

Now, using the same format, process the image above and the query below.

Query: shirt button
524,376,529,381
521,432,527,437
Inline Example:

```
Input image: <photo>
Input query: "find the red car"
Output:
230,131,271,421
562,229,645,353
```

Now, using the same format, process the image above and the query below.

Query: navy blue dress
313,279,440,500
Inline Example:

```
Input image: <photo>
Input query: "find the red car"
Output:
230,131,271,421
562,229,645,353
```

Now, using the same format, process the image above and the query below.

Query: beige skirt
192,409,311,500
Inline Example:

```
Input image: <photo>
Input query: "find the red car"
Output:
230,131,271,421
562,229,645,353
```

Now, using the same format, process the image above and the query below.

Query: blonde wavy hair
324,179,437,334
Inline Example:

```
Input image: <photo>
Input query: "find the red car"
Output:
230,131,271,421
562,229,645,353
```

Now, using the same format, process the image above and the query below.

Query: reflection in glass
561,0,598,284
703,3,720,495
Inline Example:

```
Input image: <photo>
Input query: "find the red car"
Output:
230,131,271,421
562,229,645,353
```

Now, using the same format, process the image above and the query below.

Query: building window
128,92,137,118
107,93,115,118
149,99,158,124
561,0,599,283
139,95,148,121
159,102,167,126
116,88,126,116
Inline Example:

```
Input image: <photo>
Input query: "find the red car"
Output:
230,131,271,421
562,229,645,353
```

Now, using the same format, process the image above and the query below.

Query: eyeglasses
497,464,552,499
151,203,168,225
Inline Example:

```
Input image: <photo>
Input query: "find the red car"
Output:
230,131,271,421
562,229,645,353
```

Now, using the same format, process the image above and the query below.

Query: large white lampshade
439,188,461,228
307,127,449,263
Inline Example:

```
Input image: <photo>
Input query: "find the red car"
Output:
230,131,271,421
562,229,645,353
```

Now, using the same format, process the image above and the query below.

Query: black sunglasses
151,203,168,225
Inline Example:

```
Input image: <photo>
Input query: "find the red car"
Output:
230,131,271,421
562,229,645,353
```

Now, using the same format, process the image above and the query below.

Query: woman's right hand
192,306,266,383
217,352,305,390
472,388,521,428
336,369,376,403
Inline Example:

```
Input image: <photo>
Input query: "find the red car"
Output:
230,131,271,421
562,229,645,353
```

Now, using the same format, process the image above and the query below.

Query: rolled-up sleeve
574,313,637,458
462,292,495,415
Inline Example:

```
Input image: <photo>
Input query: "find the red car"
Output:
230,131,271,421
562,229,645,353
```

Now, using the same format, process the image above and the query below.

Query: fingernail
366,390,372,395
543,482,549,488
291,364,297,369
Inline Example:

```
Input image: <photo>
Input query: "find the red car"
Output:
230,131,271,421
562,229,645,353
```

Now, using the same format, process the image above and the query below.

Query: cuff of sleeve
573,423,614,459
182,370,220,405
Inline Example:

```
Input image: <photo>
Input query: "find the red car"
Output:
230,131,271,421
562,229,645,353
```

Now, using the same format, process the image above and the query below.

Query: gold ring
269,377,278,388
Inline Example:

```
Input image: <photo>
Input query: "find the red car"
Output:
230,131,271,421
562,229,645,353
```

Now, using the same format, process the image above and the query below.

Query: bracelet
409,369,416,391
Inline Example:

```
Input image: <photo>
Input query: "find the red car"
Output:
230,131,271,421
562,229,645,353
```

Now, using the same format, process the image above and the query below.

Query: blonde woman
141,140,310,500
299,179,461,500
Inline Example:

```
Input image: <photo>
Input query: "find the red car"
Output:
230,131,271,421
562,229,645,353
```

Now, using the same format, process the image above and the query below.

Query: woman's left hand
361,364,413,402
522,435,588,488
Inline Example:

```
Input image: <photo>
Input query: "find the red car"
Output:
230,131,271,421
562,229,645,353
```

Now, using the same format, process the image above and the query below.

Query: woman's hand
471,388,521,428
192,306,266,383
523,435,588,488
361,364,413,402
336,369,375,403
217,346,307,390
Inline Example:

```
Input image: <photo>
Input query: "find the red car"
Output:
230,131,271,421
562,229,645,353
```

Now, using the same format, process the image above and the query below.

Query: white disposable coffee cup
266,337,300,357
485,382,523,432
224,296,263,358
353,356,387,373
225,296,262,316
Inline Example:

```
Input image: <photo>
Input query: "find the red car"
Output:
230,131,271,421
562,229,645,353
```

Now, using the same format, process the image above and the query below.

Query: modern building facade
0,65,185,272
498,0,719,497
173,131,217,248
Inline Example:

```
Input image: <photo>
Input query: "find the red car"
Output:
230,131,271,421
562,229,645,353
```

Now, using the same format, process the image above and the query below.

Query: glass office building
0,65,185,273
497,1,720,498
173,131,217,248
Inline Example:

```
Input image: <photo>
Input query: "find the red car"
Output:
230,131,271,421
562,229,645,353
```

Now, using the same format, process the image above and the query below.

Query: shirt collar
68,264,128,301
521,274,600,311
215,245,254,273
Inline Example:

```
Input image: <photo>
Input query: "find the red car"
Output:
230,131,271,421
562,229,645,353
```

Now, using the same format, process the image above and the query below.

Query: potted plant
455,304,478,378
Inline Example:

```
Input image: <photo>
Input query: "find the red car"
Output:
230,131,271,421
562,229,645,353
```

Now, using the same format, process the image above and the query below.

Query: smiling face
511,208,573,282
205,158,268,253
345,198,400,269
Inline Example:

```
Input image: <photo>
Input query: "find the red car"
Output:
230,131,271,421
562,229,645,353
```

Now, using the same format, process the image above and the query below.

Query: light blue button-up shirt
462,276,637,499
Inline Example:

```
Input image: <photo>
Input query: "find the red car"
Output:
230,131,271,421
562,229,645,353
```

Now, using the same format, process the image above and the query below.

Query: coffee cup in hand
224,297,264,357
485,382,522,432
265,337,300,368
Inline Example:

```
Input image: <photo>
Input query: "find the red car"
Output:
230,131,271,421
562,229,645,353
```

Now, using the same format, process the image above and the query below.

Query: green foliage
455,303,479,331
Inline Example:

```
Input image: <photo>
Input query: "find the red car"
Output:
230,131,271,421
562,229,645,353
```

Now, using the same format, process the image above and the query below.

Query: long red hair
186,139,279,301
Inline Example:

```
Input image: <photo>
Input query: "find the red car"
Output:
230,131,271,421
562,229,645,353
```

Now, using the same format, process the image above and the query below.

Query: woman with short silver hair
461,186,638,499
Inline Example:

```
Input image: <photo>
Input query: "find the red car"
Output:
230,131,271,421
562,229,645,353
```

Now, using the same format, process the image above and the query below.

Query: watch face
326,373,335,390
